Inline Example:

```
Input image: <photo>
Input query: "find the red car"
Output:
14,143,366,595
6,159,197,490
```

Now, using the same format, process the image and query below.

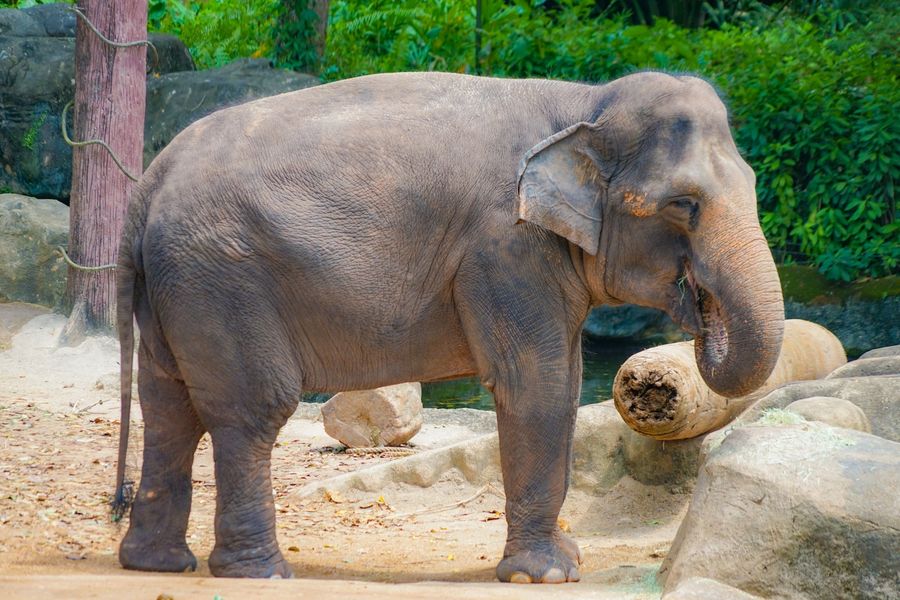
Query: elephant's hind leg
119,344,205,572
180,318,301,578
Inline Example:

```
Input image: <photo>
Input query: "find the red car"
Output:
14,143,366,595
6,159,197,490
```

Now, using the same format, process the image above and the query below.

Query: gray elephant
114,71,784,583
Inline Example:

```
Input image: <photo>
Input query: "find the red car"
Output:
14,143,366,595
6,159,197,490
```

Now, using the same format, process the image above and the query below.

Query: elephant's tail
111,190,147,522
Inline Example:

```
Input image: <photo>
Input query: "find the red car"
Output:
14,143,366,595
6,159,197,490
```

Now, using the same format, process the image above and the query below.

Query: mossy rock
778,264,900,304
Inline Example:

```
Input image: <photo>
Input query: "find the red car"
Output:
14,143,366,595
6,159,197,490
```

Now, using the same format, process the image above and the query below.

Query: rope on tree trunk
56,246,117,271
69,6,159,72
60,100,140,183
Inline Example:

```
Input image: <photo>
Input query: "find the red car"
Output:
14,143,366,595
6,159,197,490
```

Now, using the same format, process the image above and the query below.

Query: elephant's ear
517,122,606,255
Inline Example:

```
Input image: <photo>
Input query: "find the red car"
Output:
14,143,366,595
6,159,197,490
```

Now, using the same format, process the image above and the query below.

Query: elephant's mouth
671,262,729,366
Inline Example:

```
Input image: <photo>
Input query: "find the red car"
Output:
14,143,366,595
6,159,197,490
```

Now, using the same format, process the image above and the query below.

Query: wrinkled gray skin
115,71,784,583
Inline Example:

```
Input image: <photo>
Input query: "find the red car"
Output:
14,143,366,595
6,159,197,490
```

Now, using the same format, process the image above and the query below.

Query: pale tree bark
311,0,330,64
63,1,147,342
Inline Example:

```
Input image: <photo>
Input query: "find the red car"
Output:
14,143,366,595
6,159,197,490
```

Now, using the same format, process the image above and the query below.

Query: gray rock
827,356,900,378
570,401,629,494
147,32,195,75
660,424,900,599
785,297,900,355
584,303,685,342
21,3,74,37
143,58,319,167
0,9,46,37
738,376,900,442
0,194,68,307
663,577,763,600
622,427,705,489
322,382,423,447
784,396,871,433
861,345,900,359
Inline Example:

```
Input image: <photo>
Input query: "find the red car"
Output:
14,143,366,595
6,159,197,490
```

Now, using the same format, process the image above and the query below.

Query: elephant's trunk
691,219,785,398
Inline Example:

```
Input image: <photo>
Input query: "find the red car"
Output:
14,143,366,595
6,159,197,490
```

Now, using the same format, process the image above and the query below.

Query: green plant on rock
22,110,48,151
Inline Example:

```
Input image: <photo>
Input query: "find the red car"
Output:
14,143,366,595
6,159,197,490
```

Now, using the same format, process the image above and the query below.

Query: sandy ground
0,302,677,598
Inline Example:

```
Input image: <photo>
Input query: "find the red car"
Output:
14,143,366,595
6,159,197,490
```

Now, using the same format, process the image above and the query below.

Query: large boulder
322,382,424,447
0,35,76,200
826,356,900,378
143,58,318,166
0,194,68,307
861,345,900,359
660,424,900,599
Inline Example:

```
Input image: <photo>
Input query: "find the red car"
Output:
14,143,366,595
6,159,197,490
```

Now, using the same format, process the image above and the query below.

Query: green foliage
148,0,277,68
702,18,899,281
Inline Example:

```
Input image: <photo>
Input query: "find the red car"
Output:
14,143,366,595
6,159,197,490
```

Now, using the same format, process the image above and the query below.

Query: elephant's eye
664,197,700,230
669,197,695,210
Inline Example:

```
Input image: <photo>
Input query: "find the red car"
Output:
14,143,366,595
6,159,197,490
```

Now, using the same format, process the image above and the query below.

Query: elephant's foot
496,533,582,583
208,545,294,579
119,533,197,573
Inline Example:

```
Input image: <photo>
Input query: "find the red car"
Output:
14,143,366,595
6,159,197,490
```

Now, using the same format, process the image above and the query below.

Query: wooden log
612,319,847,440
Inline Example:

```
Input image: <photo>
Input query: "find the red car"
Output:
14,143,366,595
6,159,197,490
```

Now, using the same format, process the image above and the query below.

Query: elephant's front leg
492,353,583,583
456,266,586,583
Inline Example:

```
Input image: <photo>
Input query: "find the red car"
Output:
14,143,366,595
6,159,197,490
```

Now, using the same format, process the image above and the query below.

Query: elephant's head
517,72,784,397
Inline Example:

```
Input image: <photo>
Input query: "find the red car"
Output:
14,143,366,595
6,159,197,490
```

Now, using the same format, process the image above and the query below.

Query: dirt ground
0,303,676,598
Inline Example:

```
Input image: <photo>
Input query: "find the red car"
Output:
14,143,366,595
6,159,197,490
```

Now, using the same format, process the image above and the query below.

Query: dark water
422,340,648,410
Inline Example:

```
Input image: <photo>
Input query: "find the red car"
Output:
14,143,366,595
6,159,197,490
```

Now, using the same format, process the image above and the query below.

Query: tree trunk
63,1,147,342
311,0,329,66
275,0,329,74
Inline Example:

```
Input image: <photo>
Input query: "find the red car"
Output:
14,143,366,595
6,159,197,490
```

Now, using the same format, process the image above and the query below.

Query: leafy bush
148,0,277,68
701,19,898,281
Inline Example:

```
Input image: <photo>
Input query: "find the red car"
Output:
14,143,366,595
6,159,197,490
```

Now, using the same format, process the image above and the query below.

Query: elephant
113,70,784,583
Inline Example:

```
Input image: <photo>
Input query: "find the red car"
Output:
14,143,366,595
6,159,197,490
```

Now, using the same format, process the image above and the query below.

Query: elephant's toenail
510,572,533,584
567,567,581,582
541,567,566,583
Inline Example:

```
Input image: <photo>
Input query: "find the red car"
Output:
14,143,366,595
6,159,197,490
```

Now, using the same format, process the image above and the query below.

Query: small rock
785,396,871,433
663,577,763,599
737,376,900,443
321,382,423,447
